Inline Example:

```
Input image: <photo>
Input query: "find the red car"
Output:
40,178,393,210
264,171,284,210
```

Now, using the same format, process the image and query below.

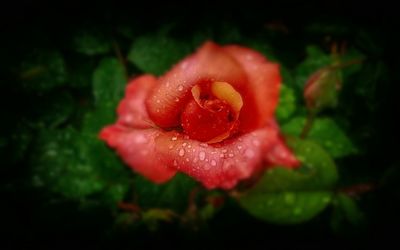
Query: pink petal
116,75,157,129
154,126,289,189
223,45,281,131
146,41,249,128
99,125,177,183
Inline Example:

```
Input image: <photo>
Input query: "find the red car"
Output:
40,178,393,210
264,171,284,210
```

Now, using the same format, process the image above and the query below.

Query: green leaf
128,35,191,75
93,57,127,108
276,84,297,122
72,31,112,56
238,137,338,224
20,50,67,91
282,116,357,158
330,194,367,235
133,173,197,212
32,128,130,205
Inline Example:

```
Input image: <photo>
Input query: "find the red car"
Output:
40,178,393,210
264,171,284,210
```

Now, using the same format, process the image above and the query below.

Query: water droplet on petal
168,145,174,149
199,151,206,161
244,149,255,159
173,159,178,166
183,142,187,147
177,85,184,91
171,137,177,141
156,99,161,103
220,153,225,158
237,145,242,150
178,148,185,157
211,160,217,166
228,153,234,158
200,143,208,148
193,157,198,163
175,97,180,102
252,140,260,146
204,164,211,170
222,149,228,153
185,158,190,162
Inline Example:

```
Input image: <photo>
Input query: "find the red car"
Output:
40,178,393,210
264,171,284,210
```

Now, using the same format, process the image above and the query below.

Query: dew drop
135,134,147,144
185,158,190,162
244,149,255,159
173,159,178,166
178,148,185,157
177,85,184,91
182,142,187,147
252,140,260,146
175,97,180,102
222,163,231,171
199,151,206,161
168,145,174,149
156,109,160,113
237,145,242,150
220,153,225,158
222,149,228,153
200,143,208,148
156,99,161,103
171,136,177,141
204,164,211,170
228,153,234,158
211,160,217,166
193,157,198,163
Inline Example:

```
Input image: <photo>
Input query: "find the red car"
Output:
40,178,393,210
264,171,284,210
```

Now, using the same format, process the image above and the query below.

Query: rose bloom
100,41,299,189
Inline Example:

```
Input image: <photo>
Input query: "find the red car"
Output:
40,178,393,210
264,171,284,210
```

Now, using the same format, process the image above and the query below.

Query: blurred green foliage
1,1,397,247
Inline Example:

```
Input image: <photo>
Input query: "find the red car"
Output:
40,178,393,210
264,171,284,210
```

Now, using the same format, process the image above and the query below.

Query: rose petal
99,125,177,183
264,136,300,167
223,45,281,130
146,41,249,128
116,75,157,129
155,126,289,189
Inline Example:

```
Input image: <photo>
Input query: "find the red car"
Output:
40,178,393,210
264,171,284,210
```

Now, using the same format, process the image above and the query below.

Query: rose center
181,81,243,143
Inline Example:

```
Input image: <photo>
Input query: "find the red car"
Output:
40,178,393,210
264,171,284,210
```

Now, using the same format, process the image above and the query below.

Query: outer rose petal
146,41,251,128
154,125,297,189
116,75,157,129
100,74,177,183
223,46,281,130
99,126,177,183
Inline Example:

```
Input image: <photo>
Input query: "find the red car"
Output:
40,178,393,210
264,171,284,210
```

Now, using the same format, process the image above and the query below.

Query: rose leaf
128,35,191,76
282,116,357,158
238,137,338,224
31,128,130,206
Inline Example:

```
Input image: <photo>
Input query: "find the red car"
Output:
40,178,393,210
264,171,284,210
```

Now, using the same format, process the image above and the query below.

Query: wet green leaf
239,137,338,224
133,173,197,212
128,35,191,75
282,116,357,158
276,84,297,122
32,128,130,205
93,57,127,108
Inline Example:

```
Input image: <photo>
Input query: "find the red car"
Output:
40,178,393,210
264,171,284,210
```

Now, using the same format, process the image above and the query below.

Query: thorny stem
338,182,377,197
113,40,128,78
300,111,316,139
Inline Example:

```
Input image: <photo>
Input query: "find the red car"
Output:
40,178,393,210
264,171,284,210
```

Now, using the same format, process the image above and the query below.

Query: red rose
99,41,299,189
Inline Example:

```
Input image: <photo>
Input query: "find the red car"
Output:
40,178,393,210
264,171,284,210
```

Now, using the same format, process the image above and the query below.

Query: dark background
1,0,399,249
